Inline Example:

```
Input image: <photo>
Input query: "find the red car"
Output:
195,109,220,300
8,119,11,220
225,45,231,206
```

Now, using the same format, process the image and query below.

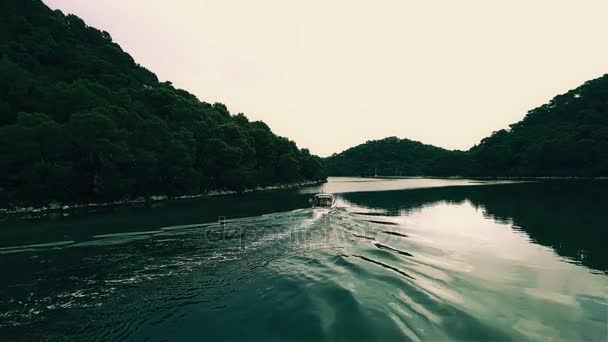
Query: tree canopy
1,0,605,208
324,137,460,176
0,0,325,207
326,75,608,177
468,76,608,177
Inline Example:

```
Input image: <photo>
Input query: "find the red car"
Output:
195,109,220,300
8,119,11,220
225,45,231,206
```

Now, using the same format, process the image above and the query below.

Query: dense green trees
1,0,605,208
468,76,608,177
326,75,608,178
324,137,453,176
0,0,325,207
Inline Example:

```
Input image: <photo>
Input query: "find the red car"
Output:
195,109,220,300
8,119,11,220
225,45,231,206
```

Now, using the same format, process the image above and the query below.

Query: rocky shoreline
0,180,325,216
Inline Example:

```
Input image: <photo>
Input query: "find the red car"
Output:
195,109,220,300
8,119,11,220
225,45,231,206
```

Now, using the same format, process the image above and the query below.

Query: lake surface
1,178,607,341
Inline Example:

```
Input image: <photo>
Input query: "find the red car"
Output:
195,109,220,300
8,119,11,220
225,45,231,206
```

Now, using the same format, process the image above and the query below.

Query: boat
311,193,337,211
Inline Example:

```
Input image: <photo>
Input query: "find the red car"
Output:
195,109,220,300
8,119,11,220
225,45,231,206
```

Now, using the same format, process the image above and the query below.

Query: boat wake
1,200,606,341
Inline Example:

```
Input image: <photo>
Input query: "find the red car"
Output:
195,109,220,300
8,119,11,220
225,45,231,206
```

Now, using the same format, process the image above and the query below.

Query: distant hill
0,0,325,207
326,75,608,177
325,137,466,176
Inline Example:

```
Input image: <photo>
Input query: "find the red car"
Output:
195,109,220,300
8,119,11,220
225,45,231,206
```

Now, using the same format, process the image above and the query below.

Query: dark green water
1,178,607,341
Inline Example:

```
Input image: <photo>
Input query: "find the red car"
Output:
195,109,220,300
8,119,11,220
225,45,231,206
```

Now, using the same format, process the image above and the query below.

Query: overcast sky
45,0,608,156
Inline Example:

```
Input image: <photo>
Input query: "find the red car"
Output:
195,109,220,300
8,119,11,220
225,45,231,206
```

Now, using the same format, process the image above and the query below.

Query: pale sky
45,0,608,156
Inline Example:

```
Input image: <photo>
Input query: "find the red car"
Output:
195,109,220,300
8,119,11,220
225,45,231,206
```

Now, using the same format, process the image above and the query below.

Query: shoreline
4,176,606,216
0,179,325,216
356,176,608,180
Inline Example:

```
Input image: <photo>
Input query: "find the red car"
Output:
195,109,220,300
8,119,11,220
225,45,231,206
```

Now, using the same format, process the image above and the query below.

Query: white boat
311,193,337,211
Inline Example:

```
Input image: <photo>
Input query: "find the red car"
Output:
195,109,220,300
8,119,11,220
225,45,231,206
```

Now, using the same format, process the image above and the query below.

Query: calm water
1,178,607,341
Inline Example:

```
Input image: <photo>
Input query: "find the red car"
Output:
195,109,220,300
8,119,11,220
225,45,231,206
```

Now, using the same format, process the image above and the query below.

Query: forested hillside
324,137,470,176
326,75,608,177
0,0,325,207
469,75,608,176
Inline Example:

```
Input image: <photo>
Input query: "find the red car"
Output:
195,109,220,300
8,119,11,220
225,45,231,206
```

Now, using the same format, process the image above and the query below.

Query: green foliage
0,0,325,207
325,137,453,176
326,75,608,178
468,76,608,176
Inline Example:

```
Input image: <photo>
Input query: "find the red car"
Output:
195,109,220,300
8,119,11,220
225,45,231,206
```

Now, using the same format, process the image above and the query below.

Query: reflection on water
338,181,608,273
0,178,606,341
300,176,517,194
